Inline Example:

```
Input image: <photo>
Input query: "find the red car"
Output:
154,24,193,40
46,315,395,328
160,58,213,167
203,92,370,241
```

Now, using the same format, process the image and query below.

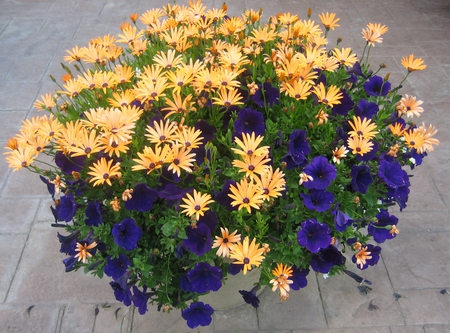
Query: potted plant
4,0,439,329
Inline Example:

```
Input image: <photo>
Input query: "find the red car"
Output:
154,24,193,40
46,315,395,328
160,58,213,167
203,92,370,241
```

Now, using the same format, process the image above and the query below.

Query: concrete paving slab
257,275,327,330
6,222,101,304
390,326,426,333
318,259,403,328
0,198,40,233
397,289,450,326
425,326,450,333
0,234,27,302
382,231,450,290
213,303,258,331
0,304,60,333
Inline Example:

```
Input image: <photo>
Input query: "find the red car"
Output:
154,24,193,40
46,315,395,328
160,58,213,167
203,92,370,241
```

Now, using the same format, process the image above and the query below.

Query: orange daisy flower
180,189,214,221
87,157,121,186
396,94,424,118
401,54,427,72
212,227,241,258
229,236,265,275
228,178,265,214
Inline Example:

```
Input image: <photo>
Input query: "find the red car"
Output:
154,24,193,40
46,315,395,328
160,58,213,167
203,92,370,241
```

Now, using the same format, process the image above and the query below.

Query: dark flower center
357,130,364,136
159,135,166,141
243,197,250,204
173,158,180,165
85,147,91,154
410,140,415,145
263,188,269,195
243,258,250,264
103,173,109,179
194,204,201,211
149,162,156,169
111,142,118,148
223,238,229,243
248,165,255,171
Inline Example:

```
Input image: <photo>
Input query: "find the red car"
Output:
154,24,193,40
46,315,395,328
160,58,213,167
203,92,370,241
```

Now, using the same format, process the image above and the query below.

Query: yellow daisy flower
347,136,374,156
229,236,265,275
231,132,270,157
318,12,340,30
180,189,214,221
87,157,121,186
228,178,265,214
401,54,427,72
313,82,343,107
348,116,379,140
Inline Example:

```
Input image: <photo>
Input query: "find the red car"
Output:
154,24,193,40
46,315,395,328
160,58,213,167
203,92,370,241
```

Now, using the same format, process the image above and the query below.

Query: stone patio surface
0,0,449,332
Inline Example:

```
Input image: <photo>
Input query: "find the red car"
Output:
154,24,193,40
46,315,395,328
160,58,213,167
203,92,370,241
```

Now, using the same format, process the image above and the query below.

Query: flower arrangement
4,0,439,329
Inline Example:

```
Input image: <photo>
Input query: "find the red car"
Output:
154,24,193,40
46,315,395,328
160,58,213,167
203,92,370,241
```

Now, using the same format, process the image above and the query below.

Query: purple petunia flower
368,210,399,243
198,211,218,234
55,151,85,174
354,99,379,119
378,159,408,189
239,285,260,308
385,182,410,211
331,203,354,232
310,246,346,273
132,285,154,315
124,183,158,212
63,255,78,272
352,244,381,270
104,254,131,281
85,201,103,227
297,218,332,253
332,89,354,116
364,75,391,97
158,183,192,205
40,175,56,199
110,277,132,306
289,129,310,158
252,82,280,108
215,179,238,211
112,218,142,251
290,266,310,290
184,223,212,256
228,262,243,275
182,302,214,329
281,152,308,170
234,108,265,137
347,62,364,78
186,262,223,294
57,230,80,255
180,274,193,292
350,164,373,194
303,156,337,190
300,189,334,212
58,192,77,222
